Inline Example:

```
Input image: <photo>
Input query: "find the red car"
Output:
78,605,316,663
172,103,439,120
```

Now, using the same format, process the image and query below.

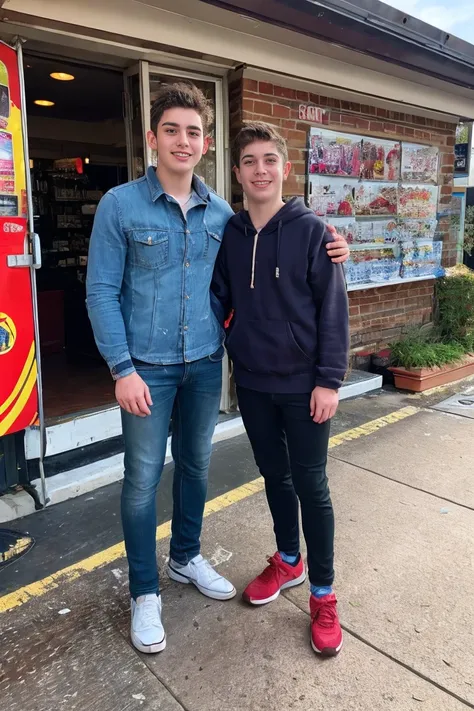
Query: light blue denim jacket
86,167,234,379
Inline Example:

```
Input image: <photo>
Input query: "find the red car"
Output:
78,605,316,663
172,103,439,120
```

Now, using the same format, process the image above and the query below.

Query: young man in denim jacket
87,84,350,654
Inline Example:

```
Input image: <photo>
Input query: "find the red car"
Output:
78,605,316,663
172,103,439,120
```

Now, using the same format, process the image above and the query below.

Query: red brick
442,153,454,166
272,104,291,119
253,100,273,116
404,127,415,137
309,93,320,104
377,108,389,118
370,121,384,132
288,129,307,141
447,136,456,146
355,119,370,130
383,123,397,133
296,90,309,101
259,82,274,95
282,119,296,130
243,78,258,92
349,306,360,317
274,85,296,99
242,98,254,113
292,161,306,175
288,148,302,161
341,116,357,127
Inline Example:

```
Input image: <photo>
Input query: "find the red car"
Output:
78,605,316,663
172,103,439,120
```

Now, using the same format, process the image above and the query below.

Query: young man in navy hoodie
212,122,349,656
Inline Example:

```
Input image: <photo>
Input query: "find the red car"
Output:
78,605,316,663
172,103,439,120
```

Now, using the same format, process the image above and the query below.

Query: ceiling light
34,100,55,107
50,72,75,81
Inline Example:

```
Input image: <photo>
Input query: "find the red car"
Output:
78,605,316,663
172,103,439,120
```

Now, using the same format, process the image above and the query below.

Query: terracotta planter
389,355,474,392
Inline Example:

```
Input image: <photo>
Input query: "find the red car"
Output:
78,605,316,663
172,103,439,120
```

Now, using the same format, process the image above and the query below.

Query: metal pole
15,37,48,507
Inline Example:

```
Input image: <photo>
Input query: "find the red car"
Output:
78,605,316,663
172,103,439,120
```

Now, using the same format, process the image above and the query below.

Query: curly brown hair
150,82,214,134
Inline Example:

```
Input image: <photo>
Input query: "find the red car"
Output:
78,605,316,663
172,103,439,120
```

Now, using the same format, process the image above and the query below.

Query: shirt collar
146,165,210,203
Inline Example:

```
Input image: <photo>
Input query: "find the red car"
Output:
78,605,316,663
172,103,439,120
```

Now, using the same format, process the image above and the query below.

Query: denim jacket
86,167,234,379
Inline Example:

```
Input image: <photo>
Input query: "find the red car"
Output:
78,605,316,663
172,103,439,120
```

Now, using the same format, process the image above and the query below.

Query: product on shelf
398,184,438,218
309,129,363,177
400,239,443,278
344,244,401,285
309,177,357,217
354,182,398,216
401,143,439,183
360,139,400,181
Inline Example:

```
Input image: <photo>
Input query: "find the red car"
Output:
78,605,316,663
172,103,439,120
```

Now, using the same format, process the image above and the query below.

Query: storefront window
149,72,217,191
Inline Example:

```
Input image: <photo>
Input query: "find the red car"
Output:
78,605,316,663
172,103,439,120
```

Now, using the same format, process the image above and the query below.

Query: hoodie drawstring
250,228,260,289
248,220,282,289
275,220,282,280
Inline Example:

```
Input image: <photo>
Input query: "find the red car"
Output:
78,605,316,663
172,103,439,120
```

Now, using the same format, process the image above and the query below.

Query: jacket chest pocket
130,230,169,269
202,230,222,262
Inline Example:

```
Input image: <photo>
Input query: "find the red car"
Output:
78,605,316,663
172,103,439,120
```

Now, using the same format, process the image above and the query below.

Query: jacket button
185,229,190,235
185,262,190,267
183,326,188,331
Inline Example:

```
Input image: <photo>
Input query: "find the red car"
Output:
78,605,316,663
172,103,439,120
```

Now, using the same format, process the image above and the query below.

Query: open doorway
25,54,128,421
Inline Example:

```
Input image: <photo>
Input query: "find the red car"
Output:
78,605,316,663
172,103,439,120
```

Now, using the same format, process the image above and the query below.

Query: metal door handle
7,232,41,269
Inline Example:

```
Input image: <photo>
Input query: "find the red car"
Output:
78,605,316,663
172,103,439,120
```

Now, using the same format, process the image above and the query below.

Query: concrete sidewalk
1,386,473,710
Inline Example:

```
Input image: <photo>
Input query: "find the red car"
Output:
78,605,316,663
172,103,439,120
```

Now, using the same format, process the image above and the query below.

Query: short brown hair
232,122,288,166
150,82,214,134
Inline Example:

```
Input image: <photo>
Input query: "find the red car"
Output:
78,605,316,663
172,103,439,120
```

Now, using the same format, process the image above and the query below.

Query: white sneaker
167,554,236,601
130,594,166,654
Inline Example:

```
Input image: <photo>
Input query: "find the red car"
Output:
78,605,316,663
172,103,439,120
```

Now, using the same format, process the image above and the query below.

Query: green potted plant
463,205,474,266
389,267,474,391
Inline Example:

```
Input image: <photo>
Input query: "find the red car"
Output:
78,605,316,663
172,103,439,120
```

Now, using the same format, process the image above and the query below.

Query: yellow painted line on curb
0,406,420,614
328,405,419,448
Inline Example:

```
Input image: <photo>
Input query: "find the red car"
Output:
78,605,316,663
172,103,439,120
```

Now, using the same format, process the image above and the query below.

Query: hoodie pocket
226,320,314,375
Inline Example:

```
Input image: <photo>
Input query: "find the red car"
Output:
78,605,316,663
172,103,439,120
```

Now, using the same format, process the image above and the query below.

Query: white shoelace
192,556,221,584
134,597,161,630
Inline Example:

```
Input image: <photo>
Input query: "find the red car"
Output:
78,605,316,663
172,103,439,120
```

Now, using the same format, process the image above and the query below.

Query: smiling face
234,139,291,205
146,107,210,178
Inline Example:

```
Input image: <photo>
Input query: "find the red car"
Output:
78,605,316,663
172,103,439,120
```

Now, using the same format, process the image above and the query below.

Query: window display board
307,128,443,290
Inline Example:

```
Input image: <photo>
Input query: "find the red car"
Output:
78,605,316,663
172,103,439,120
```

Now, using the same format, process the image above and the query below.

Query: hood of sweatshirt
232,198,313,288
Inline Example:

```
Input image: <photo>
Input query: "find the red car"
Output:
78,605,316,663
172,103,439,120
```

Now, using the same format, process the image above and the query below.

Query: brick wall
229,73,457,352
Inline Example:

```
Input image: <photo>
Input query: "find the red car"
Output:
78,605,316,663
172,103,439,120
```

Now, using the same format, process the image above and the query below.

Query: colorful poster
309,128,362,177
401,144,439,183
360,139,400,181
309,177,357,217
326,218,400,245
0,43,38,436
324,217,357,243
0,130,14,194
354,182,398,216
397,219,438,241
398,184,438,218
400,239,443,279
344,244,401,285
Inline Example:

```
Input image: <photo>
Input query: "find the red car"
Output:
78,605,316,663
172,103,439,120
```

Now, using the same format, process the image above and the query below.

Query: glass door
123,63,149,181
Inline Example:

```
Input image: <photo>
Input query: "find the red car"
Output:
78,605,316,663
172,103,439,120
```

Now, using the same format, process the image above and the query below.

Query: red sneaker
242,553,306,605
310,593,343,656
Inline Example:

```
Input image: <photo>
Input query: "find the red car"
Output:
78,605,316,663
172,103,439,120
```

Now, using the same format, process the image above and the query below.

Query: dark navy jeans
237,386,335,587
121,349,223,599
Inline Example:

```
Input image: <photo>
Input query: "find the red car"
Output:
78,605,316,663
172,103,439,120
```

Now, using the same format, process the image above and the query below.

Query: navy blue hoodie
211,198,349,393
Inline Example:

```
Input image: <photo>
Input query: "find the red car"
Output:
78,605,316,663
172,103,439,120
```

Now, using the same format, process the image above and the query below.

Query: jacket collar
146,165,210,203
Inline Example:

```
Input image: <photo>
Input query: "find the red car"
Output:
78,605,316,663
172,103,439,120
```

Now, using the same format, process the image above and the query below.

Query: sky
379,0,474,45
